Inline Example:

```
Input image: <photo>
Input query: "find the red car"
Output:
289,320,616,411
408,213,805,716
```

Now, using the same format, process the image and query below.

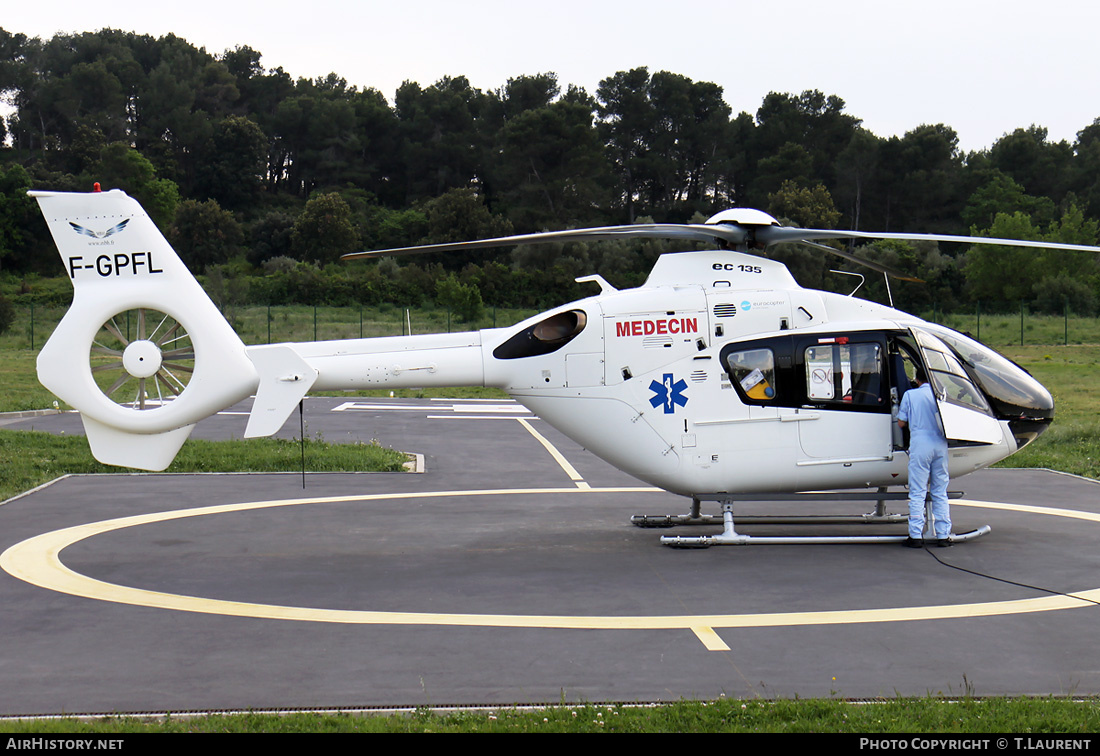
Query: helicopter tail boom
243,332,488,438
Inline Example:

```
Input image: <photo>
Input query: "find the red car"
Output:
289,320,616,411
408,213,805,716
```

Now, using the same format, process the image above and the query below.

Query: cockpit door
909,328,1004,444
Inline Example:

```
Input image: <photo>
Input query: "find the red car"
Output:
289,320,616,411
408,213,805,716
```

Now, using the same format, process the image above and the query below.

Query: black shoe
904,537,923,548
937,538,952,547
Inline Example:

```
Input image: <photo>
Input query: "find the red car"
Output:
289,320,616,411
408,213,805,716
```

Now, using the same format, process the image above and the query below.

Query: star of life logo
649,373,689,414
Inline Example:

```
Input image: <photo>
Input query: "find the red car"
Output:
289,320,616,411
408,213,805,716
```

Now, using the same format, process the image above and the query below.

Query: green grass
3,697,1100,732
0,350,60,412
0,430,407,503
990,346,1100,479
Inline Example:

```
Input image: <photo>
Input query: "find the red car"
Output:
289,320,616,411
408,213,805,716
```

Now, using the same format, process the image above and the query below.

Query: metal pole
299,400,306,489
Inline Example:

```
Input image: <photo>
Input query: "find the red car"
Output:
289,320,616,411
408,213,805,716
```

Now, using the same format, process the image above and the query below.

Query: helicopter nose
919,324,1054,448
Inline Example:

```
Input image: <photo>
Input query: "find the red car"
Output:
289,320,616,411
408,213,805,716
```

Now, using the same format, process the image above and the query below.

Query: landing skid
630,489,990,548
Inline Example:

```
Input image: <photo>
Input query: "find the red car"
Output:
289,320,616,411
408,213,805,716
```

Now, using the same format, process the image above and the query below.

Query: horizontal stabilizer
82,415,195,472
244,345,319,438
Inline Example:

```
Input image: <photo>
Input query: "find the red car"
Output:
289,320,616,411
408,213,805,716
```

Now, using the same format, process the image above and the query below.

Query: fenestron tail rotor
90,308,194,411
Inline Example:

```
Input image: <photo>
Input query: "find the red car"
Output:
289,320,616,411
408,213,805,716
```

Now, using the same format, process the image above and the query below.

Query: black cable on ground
924,544,1100,607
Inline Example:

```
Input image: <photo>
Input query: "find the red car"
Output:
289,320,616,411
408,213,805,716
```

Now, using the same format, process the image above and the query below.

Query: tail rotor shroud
31,189,259,470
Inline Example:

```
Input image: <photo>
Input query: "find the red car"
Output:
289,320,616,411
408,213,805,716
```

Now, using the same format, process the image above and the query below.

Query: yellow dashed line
954,499,1100,522
692,626,730,651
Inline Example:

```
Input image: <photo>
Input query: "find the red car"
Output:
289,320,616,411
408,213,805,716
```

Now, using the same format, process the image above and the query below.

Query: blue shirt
898,382,946,443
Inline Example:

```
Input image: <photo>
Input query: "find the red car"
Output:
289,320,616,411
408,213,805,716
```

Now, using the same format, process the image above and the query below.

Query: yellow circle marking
3,488,1099,630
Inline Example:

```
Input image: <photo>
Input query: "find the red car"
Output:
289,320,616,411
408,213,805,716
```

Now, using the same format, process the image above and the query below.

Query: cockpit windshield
916,324,1054,419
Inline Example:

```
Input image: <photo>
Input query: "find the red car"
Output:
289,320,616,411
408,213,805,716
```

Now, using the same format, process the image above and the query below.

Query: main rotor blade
342,223,746,260
792,240,925,283
344,217,1100,262
756,226,1100,253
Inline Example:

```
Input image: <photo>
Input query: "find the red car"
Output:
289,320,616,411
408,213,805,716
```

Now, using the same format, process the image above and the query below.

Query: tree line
1,26,1099,320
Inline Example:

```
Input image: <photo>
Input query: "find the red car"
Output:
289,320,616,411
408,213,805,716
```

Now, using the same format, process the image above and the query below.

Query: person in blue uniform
897,371,951,547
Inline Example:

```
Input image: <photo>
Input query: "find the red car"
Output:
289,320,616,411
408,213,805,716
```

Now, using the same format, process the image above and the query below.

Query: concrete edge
0,408,67,428
0,474,72,506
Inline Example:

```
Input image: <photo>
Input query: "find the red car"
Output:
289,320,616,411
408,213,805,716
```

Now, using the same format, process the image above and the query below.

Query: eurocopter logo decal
70,219,130,240
649,373,689,414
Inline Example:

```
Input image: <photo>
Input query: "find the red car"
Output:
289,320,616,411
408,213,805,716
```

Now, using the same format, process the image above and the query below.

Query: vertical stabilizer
31,189,258,470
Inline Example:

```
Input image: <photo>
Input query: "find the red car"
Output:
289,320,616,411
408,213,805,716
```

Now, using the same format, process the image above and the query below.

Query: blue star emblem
649,373,689,414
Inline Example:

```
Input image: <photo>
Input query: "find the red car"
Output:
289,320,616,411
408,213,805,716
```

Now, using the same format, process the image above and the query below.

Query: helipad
2,398,1099,714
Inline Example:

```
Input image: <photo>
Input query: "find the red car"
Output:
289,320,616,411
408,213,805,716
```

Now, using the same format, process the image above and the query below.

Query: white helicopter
29,188,1097,546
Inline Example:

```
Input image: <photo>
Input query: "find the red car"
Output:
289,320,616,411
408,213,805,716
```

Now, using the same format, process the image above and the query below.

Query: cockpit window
917,323,1053,418
912,329,993,415
804,342,884,406
725,348,777,402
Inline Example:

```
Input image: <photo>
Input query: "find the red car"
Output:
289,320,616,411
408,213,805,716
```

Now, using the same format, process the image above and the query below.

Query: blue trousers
907,436,951,539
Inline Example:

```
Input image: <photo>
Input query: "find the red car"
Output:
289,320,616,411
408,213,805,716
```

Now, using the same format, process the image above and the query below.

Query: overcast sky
7,0,1100,153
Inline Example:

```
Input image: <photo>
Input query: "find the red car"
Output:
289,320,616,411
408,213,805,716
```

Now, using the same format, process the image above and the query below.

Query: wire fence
1,304,538,351
4,302,1100,351
927,304,1100,347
